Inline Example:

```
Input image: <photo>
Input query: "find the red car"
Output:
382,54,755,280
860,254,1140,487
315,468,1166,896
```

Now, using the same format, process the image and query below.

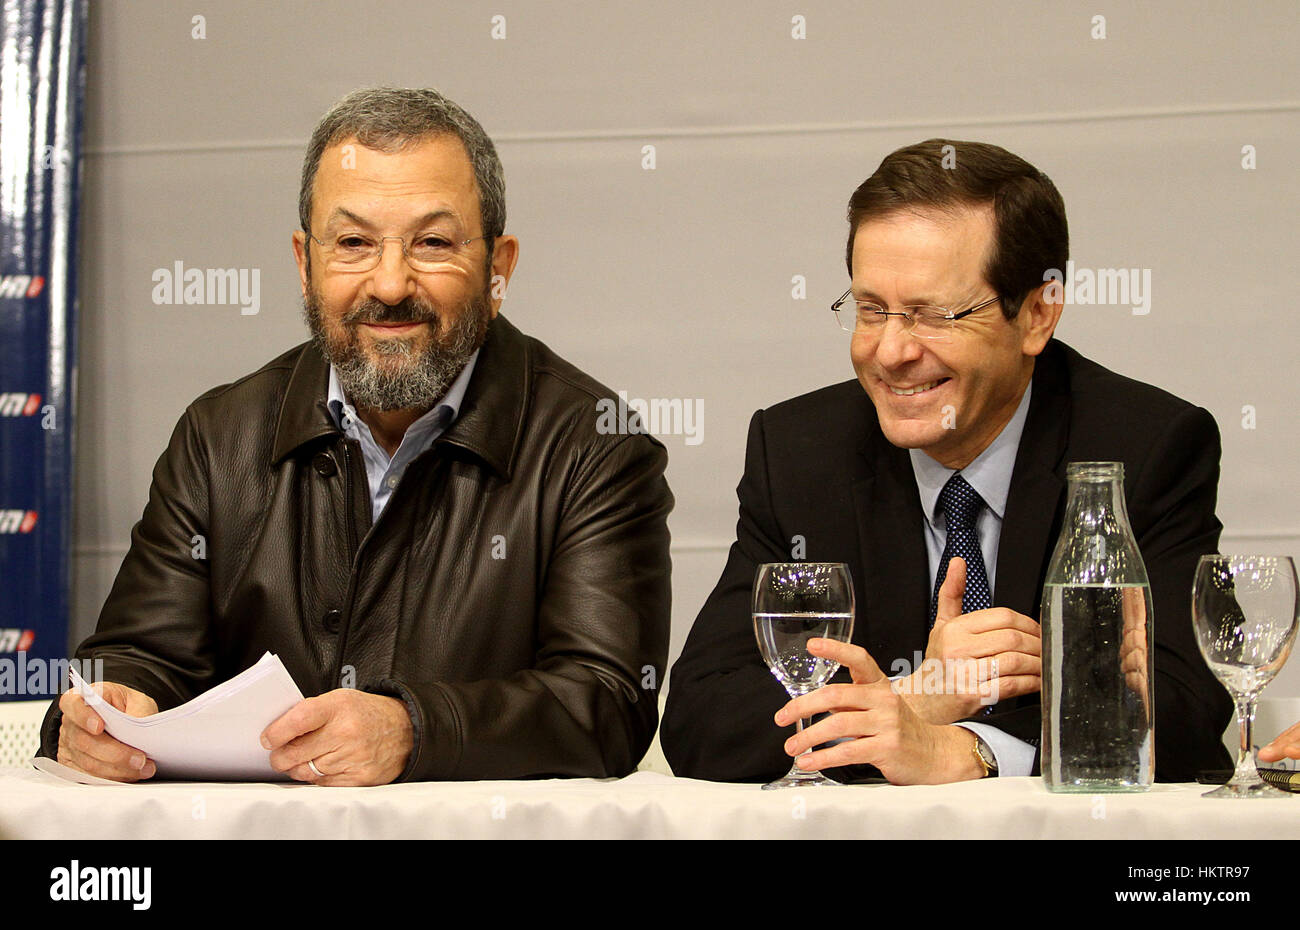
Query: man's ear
291,230,310,299
1019,281,1064,357
487,235,520,318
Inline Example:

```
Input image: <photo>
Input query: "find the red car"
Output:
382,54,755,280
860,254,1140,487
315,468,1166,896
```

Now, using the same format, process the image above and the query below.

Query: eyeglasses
306,230,494,273
831,289,1001,341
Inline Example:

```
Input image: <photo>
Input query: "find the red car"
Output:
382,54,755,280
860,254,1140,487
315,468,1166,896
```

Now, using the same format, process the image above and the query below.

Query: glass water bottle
1041,462,1154,792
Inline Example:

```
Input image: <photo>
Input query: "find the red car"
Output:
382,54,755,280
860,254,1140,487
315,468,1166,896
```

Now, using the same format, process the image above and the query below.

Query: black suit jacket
661,339,1232,783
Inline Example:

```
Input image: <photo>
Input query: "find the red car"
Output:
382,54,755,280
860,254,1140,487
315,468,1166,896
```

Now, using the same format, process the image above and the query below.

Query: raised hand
898,557,1042,724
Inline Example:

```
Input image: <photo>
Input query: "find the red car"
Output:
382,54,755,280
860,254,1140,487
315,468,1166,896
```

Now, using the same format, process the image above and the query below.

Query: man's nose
367,238,417,303
872,315,924,369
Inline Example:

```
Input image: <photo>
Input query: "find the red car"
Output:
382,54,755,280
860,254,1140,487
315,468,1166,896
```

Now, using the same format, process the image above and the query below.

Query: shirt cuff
954,721,1035,777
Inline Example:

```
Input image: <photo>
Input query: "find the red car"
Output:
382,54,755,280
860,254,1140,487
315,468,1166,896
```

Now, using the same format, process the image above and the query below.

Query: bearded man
40,87,673,785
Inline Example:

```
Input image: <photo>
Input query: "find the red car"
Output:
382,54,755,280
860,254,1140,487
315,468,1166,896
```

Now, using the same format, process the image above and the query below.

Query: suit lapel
994,345,1071,618
851,435,932,664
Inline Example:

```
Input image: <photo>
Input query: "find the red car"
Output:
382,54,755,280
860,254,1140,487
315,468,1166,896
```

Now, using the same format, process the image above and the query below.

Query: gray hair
298,87,506,243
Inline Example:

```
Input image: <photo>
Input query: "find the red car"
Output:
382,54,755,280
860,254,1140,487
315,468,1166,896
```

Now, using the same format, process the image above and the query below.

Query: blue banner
0,0,86,701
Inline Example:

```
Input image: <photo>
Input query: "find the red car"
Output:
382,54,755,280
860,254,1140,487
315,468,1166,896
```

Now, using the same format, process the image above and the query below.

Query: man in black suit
662,139,1231,784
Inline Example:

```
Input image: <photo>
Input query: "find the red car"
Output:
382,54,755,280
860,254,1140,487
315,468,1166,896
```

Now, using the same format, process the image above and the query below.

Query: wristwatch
972,734,998,778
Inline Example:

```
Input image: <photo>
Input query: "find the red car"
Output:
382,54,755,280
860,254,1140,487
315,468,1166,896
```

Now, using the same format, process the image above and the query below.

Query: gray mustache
344,299,437,326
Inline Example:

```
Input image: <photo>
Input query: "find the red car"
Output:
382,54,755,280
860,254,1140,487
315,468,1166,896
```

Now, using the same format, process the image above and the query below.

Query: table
2,766,1297,840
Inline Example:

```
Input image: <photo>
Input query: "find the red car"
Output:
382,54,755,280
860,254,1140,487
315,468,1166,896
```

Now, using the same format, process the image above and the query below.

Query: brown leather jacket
40,315,673,780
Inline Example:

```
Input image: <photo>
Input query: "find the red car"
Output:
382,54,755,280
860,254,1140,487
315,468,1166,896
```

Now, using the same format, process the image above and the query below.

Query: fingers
945,608,1042,639
908,655,1040,710
1121,585,1148,630
925,608,1041,681
908,652,1038,689
114,683,160,718
794,738,884,773
269,725,345,778
1120,648,1147,676
96,682,130,713
286,750,366,786
985,651,1040,678
984,673,1040,701
58,688,107,736
776,681,884,725
785,710,876,756
261,695,332,751
55,684,162,782
1259,721,1300,762
934,557,967,625
56,704,155,782
805,638,884,685
972,629,1042,659
59,682,158,725
782,698,910,768
59,734,155,781
288,761,329,784
925,632,1041,666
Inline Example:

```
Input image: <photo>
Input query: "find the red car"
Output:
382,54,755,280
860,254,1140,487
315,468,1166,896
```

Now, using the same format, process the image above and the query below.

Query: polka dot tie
929,473,992,627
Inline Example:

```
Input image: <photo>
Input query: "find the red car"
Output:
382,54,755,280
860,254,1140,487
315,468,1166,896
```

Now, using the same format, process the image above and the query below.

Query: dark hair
845,139,1067,319
299,87,506,255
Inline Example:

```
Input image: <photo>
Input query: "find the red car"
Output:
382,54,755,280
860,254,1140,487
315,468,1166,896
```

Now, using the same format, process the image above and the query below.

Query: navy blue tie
929,473,992,626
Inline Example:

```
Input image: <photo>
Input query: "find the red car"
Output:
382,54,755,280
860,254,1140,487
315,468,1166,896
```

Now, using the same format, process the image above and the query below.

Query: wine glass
1192,554,1298,798
753,562,855,789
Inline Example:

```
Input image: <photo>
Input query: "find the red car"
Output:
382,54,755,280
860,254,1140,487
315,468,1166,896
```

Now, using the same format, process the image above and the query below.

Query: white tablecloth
2,766,1297,839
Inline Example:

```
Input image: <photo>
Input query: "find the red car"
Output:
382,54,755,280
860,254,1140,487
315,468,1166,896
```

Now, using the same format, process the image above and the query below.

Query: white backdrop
70,1,1300,703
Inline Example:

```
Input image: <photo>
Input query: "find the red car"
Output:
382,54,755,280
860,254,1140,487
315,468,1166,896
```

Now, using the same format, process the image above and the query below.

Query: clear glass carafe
1041,462,1154,792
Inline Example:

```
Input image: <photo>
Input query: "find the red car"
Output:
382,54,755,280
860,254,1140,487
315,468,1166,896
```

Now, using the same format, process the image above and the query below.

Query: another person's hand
262,689,413,786
1259,721,1300,763
1119,584,1150,711
57,681,159,782
776,638,985,785
897,557,1042,725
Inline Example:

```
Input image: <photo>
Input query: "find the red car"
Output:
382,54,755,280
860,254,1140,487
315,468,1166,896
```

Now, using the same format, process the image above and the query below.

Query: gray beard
302,285,490,413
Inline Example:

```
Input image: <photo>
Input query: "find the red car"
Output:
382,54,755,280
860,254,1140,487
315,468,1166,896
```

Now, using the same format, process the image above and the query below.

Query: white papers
65,652,304,782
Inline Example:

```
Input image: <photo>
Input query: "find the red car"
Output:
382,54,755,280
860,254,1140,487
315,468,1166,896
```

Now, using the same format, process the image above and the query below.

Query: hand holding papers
57,652,304,782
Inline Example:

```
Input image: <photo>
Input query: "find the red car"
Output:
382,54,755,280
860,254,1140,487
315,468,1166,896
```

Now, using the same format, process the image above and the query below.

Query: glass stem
784,716,819,778
1231,693,1261,785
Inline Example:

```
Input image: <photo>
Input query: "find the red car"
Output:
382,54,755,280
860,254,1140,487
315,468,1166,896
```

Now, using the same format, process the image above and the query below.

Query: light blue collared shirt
906,382,1037,777
326,350,478,521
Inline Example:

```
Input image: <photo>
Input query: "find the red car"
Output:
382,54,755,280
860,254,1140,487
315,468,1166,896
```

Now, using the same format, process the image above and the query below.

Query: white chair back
0,700,52,769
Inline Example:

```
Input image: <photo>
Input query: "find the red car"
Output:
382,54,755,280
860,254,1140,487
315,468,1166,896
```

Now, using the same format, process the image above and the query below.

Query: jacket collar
851,407,932,658
271,340,337,464
271,314,529,479
434,314,529,479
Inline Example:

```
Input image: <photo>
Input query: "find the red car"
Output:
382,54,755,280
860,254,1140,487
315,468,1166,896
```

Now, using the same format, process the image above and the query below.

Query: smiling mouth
887,378,950,396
